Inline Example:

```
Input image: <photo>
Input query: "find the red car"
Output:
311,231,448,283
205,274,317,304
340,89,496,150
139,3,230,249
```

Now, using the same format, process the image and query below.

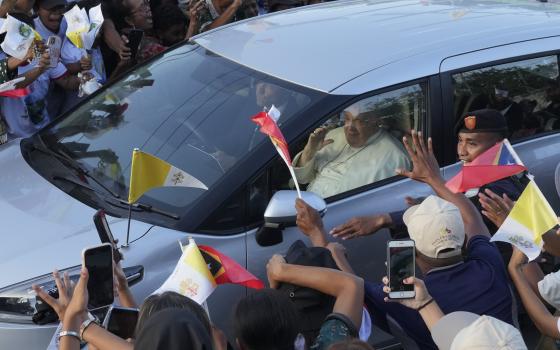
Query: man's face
342,106,378,148
457,132,501,163
256,82,284,109
37,5,65,32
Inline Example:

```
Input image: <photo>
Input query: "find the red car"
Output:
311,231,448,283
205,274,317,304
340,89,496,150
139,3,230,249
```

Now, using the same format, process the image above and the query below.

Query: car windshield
33,43,321,218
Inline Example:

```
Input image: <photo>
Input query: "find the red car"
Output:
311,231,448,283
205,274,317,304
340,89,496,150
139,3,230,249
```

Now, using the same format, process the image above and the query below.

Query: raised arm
396,131,489,239
508,247,560,338
267,254,364,329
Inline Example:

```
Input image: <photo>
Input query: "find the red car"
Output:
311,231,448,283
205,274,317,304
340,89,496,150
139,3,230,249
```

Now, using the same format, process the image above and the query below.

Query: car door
239,78,443,345
439,37,560,211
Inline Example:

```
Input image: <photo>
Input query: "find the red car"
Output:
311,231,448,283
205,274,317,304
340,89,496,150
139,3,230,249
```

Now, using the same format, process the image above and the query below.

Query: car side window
273,83,427,200
452,55,560,140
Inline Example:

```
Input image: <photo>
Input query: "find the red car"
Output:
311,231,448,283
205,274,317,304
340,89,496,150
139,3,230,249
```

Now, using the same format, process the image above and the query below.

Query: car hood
0,140,124,288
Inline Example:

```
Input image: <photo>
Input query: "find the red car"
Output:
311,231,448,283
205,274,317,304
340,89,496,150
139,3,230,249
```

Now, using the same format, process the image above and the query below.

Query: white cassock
293,128,411,198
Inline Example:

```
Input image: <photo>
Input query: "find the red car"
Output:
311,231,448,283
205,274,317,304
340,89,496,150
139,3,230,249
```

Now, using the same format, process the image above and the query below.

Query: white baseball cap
403,195,465,259
431,312,527,350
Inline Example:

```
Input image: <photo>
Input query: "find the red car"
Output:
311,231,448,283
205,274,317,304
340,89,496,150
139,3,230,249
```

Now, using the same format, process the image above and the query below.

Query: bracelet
416,298,434,312
79,318,95,341
58,330,80,341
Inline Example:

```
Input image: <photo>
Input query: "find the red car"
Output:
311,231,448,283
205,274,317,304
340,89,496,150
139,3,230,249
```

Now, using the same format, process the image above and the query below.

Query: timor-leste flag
446,139,526,193
251,105,302,197
199,245,264,289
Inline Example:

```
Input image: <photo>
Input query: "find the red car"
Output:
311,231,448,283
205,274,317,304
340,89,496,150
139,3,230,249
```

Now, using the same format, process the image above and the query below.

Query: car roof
194,0,560,94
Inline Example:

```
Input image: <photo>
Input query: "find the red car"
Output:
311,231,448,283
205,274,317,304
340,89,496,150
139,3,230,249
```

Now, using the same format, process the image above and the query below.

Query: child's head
233,288,301,350
152,3,187,47
35,0,66,33
135,291,211,336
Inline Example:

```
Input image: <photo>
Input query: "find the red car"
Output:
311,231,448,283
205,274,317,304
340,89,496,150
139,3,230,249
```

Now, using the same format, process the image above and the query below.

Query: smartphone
93,210,122,262
46,36,61,68
126,29,144,61
102,306,139,339
387,240,416,299
82,243,114,309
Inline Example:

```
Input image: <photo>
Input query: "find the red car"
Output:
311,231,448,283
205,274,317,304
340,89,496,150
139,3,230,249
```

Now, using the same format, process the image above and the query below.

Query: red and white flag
251,105,301,197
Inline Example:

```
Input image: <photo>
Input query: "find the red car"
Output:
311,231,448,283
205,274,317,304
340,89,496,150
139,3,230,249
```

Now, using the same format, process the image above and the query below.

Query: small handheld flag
64,4,104,50
491,180,558,260
128,149,207,204
0,15,42,60
154,238,216,304
446,139,526,193
0,77,28,98
199,245,264,289
251,105,302,198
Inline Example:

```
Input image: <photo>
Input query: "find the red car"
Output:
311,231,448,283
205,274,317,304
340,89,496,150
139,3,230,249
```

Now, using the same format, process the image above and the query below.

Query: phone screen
105,307,139,339
126,29,144,61
389,245,415,294
84,244,114,309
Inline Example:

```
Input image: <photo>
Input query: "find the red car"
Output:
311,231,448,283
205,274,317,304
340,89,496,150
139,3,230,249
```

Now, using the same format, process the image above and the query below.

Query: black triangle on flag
200,249,223,278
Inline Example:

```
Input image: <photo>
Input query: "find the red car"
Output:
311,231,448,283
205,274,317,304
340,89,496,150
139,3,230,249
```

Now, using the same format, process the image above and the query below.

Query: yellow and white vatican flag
128,149,207,204
64,5,89,49
491,180,558,261
0,15,41,60
153,238,216,304
81,4,104,50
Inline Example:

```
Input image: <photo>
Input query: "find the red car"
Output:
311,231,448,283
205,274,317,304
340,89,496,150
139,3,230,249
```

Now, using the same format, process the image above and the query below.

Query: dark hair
101,0,130,31
328,339,375,350
135,291,212,336
233,289,300,350
8,12,35,28
152,3,187,33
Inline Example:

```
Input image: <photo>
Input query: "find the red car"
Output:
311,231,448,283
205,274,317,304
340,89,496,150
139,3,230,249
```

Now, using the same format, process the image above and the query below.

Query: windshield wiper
103,197,180,220
31,135,121,199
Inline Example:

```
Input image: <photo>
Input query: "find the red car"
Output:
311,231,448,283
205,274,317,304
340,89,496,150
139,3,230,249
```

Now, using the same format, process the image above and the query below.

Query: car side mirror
256,190,327,247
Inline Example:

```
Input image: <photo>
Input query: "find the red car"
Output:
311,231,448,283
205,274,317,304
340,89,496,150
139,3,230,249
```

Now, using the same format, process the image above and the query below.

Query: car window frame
196,77,434,234
440,48,560,166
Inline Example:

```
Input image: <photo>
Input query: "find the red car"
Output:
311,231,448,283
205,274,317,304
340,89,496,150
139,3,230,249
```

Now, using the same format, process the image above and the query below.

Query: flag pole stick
124,204,132,247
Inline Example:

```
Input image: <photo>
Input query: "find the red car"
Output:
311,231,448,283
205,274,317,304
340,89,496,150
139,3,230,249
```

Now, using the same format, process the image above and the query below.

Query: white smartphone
46,36,61,68
387,239,416,299
82,243,114,309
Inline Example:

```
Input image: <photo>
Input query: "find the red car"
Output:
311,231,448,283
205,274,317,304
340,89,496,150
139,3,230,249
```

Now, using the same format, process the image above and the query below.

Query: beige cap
403,195,465,259
431,312,527,350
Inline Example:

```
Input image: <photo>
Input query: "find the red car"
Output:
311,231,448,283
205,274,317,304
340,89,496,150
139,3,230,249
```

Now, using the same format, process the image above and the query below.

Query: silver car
2,0,560,348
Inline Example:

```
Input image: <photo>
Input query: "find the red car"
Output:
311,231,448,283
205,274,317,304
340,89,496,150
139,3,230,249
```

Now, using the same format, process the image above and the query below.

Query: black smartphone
126,29,144,61
82,243,114,309
387,240,416,299
102,306,139,339
93,210,122,262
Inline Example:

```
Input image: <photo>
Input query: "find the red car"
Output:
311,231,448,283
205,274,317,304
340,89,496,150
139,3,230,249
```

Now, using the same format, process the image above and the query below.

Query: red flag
251,110,292,165
446,140,526,193
198,245,265,289
0,88,29,98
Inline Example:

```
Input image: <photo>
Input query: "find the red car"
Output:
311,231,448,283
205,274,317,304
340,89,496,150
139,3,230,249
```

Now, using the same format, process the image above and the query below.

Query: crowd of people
30,107,560,350
0,0,315,143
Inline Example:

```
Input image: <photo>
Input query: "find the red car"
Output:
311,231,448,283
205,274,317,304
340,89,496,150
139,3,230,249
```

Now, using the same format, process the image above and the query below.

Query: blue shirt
364,236,513,349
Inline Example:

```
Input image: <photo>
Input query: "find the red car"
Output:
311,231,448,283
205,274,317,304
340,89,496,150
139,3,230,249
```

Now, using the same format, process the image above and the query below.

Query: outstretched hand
479,189,514,227
295,198,327,247
266,254,286,289
32,270,74,321
396,131,443,186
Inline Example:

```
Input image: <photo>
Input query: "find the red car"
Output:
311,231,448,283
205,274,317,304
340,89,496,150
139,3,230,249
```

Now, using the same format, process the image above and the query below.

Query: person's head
328,339,374,350
135,291,211,336
123,0,153,31
454,109,508,163
35,0,66,33
255,81,291,109
153,3,187,46
431,312,526,349
546,78,560,103
233,288,300,350
403,195,465,271
135,309,214,350
13,0,35,15
340,101,381,148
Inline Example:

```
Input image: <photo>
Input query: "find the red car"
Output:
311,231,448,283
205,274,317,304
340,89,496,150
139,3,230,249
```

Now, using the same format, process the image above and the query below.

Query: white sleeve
538,270,560,310
48,62,68,80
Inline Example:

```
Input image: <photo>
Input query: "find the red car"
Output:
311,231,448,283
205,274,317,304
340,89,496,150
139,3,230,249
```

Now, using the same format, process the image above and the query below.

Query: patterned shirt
311,313,358,350
185,0,258,33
